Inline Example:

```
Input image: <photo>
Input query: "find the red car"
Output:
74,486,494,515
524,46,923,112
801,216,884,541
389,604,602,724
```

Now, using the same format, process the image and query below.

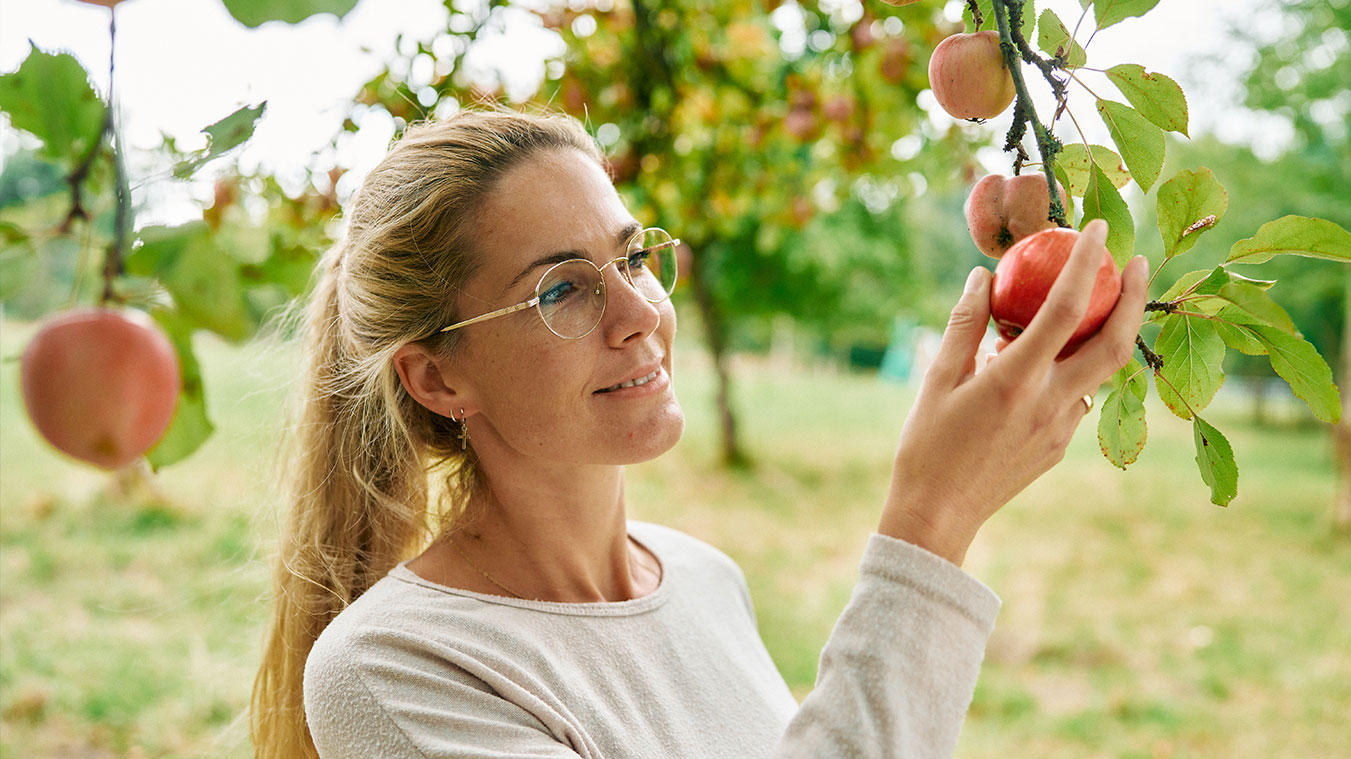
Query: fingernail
964,266,985,294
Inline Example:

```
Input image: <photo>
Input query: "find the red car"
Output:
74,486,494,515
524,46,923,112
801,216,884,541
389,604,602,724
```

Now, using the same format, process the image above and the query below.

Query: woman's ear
392,343,470,419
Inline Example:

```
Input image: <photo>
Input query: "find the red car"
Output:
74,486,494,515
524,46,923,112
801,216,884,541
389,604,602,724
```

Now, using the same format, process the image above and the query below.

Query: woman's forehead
469,148,633,290
483,151,624,239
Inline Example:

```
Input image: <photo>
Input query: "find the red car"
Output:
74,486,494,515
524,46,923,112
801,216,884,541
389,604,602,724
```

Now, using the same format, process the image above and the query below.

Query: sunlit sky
1,0,1285,223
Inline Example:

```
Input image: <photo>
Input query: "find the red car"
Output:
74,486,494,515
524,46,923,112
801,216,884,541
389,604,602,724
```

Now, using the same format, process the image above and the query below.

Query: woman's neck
412,463,661,602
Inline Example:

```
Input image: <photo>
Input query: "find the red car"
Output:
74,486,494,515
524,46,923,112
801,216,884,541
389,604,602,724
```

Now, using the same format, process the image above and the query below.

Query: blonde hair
250,108,604,759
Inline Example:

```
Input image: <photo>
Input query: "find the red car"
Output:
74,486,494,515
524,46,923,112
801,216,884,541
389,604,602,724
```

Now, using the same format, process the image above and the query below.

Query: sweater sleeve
772,533,1001,759
303,626,584,759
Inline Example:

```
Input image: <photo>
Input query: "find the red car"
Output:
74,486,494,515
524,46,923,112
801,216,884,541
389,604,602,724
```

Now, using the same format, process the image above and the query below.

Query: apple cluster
924,25,1120,357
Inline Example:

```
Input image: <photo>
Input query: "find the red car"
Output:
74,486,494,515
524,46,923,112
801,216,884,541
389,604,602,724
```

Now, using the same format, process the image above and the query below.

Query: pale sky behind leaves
0,0,1283,225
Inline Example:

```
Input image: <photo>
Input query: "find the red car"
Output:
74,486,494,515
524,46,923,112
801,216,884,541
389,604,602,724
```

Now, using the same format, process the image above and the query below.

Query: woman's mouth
596,367,663,394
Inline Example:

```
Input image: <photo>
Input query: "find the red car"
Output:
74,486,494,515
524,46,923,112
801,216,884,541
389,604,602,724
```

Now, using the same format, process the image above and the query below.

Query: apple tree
0,0,355,472
935,0,1349,507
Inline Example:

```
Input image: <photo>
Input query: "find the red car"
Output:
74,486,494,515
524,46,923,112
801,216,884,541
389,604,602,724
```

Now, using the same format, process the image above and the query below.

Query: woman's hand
877,220,1149,566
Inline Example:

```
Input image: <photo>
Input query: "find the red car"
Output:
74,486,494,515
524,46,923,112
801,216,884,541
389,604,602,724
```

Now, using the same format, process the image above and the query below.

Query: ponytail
250,108,603,758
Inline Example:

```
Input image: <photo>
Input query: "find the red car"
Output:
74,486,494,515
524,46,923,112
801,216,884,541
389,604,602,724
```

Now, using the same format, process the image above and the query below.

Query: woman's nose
600,260,661,345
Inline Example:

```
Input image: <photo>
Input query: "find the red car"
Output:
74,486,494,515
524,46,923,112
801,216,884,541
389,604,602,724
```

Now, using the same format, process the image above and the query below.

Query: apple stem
992,0,1069,228
102,7,131,307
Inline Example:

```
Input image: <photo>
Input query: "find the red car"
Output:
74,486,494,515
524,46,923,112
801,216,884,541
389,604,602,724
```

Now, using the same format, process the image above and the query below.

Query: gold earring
456,408,470,451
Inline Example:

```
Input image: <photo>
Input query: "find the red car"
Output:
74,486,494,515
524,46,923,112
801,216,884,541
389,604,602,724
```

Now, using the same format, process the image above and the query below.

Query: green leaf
1213,306,1268,356
1055,143,1131,197
0,44,105,169
144,307,214,470
1158,266,1273,304
1036,9,1086,68
244,237,319,298
1213,281,1297,335
1154,314,1226,420
1080,162,1134,266
1095,0,1163,31
1019,1,1036,41
1156,168,1227,259
1192,415,1237,507
1096,99,1165,192
128,224,256,342
1105,64,1188,135
965,0,994,31
221,0,359,27
0,223,38,301
1224,318,1341,424
1157,268,1216,303
1226,215,1351,264
172,103,266,179
1098,358,1148,469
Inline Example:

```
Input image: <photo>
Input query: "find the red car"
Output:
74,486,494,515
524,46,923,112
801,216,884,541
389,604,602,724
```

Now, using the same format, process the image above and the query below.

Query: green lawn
1,313,1346,758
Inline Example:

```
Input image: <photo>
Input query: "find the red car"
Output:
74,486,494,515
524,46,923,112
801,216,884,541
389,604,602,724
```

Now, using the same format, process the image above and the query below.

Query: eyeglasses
439,227,681,340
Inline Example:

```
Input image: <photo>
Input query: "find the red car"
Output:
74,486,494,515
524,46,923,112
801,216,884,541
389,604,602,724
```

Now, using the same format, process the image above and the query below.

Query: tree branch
992,0,1068,227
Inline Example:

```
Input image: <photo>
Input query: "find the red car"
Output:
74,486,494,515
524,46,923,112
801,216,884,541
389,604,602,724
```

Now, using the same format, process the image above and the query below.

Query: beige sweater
303,520,1001,758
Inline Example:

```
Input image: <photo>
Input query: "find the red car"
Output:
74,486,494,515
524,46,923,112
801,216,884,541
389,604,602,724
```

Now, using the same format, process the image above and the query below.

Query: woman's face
447,147,684,466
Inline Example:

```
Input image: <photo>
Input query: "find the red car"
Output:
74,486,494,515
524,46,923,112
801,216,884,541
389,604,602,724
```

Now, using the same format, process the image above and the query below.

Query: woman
251,108,1148,758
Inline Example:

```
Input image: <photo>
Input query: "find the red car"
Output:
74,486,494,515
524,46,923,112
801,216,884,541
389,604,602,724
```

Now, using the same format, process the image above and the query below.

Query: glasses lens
625,228,679,302
537,260,605,338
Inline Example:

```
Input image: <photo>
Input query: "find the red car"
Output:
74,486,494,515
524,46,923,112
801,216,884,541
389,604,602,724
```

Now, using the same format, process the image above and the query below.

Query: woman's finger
998,220,1110,378
923,266,993,391
1051,253,1150,398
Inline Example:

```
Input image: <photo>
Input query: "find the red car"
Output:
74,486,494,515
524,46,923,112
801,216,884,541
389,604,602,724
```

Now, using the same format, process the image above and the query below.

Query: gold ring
1081,394,1094,413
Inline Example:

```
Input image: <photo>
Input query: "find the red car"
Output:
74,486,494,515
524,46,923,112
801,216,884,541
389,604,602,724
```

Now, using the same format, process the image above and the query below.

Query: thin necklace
448,534,527,600
447,534,652,602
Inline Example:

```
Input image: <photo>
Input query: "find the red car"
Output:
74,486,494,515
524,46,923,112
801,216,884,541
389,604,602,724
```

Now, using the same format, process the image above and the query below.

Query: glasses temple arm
439,298,540,333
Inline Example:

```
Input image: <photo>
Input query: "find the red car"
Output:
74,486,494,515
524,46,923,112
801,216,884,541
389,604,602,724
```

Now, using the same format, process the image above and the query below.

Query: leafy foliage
0,3,347,469
980,0,1346,505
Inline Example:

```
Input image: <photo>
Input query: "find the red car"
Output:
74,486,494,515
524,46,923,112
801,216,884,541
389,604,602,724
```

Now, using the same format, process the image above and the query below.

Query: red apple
965,173,1070,259
990,228,1122,359
21,307,181,469
927,31,1016,120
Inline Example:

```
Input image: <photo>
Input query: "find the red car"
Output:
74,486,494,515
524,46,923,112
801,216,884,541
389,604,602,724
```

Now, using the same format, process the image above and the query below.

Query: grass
1,312,1347,758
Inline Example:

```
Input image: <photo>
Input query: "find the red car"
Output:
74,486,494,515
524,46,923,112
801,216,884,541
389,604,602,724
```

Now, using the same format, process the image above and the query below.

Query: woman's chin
610,404,686,465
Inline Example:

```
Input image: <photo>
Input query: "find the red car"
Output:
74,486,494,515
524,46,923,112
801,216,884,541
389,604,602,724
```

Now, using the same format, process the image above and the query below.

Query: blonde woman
251,109,1148,758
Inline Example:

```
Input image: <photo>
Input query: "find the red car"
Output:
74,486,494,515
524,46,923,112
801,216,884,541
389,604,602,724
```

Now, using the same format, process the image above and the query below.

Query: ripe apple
965,173,1070,259
990,228,1122,359
927,31,1016,120
21,307,181,469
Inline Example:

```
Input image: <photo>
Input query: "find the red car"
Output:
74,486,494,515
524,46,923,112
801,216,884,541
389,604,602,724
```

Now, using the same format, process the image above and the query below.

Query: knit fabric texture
303,520,1001,758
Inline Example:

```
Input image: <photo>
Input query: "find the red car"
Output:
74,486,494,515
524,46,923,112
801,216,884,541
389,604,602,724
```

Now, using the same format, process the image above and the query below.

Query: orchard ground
1,314,1347,758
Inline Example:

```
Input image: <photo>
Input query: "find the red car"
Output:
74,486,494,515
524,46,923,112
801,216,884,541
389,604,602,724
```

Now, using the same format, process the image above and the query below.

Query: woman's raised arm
879,219,1149,565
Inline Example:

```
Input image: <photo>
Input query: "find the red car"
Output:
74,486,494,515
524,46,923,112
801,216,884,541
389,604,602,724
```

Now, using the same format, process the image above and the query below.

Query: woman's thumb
925,266,992,389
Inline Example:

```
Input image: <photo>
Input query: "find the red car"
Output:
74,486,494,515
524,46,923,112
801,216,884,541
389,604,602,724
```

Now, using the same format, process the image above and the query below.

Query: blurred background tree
1200,0,1351,524
338,0,985,466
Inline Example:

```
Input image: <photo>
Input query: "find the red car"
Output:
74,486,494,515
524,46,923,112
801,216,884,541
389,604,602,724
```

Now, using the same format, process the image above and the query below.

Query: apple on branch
927,31,1016,121
20,308,182,470
990,228,1122,360
965,173,1071,258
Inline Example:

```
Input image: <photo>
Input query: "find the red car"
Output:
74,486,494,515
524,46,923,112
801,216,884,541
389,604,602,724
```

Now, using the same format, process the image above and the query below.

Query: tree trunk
1335,268,1351,530
1250,375,1268,427
688,248,749,469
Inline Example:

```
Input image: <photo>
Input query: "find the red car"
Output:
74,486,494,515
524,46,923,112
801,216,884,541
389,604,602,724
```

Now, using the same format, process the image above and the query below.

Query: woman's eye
539,280,579,305
628,249,652,270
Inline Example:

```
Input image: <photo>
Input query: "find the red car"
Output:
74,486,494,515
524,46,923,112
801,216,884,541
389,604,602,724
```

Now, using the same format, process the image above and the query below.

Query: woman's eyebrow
505,221,644,292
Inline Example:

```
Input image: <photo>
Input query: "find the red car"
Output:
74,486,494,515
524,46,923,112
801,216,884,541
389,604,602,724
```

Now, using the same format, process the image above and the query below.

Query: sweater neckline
387,524,672,617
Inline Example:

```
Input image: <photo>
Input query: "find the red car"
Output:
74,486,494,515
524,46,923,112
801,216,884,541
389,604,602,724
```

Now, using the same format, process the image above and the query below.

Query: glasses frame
438,227,681,340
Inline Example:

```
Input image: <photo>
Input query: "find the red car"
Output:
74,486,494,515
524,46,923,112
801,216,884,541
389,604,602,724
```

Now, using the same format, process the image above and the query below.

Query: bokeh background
2,0,1348,756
